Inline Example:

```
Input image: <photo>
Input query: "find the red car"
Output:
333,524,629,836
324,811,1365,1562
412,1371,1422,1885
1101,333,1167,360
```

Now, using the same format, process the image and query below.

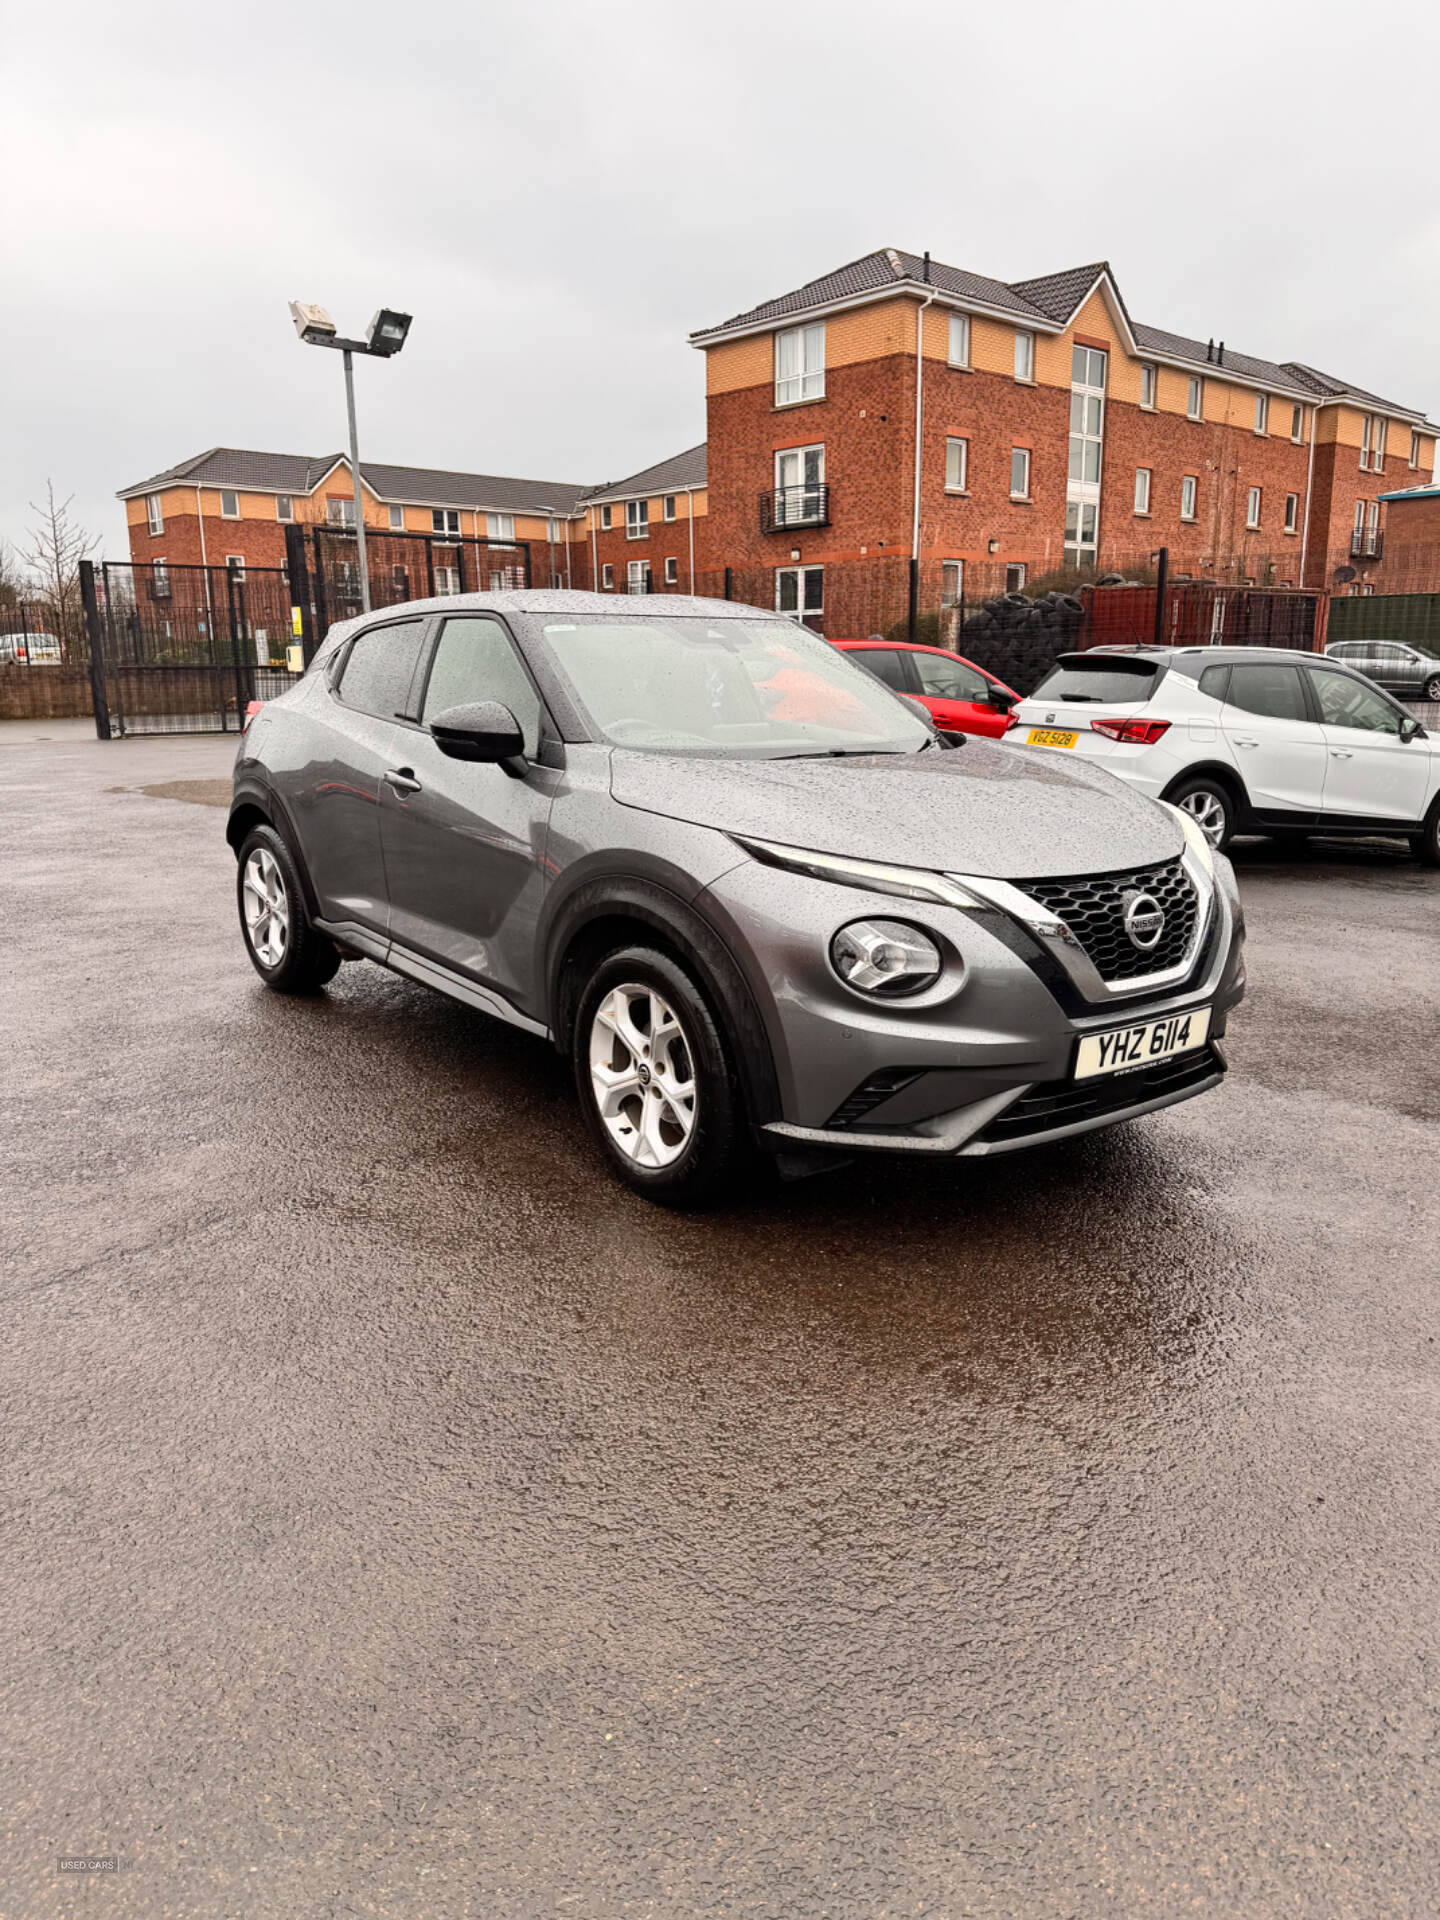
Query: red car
831,639,1020,739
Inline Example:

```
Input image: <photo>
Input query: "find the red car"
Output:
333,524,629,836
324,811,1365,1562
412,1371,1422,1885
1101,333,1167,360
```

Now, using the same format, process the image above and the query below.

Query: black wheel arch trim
545,874,782,1128
226,778,323,922
1161,762,1251,820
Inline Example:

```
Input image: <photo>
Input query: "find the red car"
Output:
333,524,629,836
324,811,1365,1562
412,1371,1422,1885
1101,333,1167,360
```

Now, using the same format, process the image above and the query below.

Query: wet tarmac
4,726,1440,1918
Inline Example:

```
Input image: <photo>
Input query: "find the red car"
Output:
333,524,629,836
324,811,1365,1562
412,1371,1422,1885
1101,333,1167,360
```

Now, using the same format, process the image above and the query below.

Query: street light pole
342,347,370,613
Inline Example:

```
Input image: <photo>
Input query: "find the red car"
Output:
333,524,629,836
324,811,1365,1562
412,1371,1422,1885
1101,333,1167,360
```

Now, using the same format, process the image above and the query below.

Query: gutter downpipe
687,488,696,592
910,279,938,641
590,508,599,593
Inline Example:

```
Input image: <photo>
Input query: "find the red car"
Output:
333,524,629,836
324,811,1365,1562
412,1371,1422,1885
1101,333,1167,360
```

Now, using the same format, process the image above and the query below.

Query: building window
1254,393,1269,435
433,508,461,535
486,513,514,540
626,559,649,594
775,322,825,405
550,569,563,588
948,313,971,368
1005,563,1026,593
1360,415,1387,473
1139,363,1157,410
601,562,614,587
662,496,677,521
1410,431,1422,470
1187,377,1203,421
435,563,460,595
776,565,823,620
1010,447,1031,499
1292,404,1305,443
387,504,404,530
547,516,562,541
274,494,293,522
774,444,825,524
1134,467,1152,514
392,564,410,596
600,505,613,530
1181,475,1198,521
1284,492,1299,533
944,436,968,492
226,554,246,581
146,495,163,535
941,560,963,608
220,489,240,518
327,497,355,525
625,499,649,540
1246,486,1262,529
1064,501,1098,567
1014,330,1035,383
664,556,678,584
152,559,170,598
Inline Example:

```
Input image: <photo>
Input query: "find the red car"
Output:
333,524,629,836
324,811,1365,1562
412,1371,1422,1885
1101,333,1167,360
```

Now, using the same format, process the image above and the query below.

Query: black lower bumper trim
975,1044,1225,1145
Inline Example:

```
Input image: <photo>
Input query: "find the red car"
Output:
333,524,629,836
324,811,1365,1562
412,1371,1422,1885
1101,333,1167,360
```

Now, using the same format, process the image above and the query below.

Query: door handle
1329,749,1354,759
1233,736,1260,748
383,767,422,793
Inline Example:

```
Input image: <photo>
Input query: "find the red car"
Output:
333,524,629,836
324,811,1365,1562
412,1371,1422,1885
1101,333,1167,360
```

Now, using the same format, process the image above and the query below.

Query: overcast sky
5,0,1438,560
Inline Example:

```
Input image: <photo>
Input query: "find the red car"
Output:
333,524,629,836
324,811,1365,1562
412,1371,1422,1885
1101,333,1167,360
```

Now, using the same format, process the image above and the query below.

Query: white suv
1013,646,1440,864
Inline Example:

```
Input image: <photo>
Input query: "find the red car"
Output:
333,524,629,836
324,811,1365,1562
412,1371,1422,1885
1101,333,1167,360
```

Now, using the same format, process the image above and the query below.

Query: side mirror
430,700,527,772
1400,716,1425,742
985,686,1016,710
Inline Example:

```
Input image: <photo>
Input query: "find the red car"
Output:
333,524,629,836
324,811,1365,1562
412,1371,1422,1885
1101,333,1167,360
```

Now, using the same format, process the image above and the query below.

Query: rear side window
338,619,427,720
913,653,989,700
1198,664,1230,701
1224,663,1308,722
1030,658,1160,704
848,647,911,693
1327,642,1364,658
420,615,544,756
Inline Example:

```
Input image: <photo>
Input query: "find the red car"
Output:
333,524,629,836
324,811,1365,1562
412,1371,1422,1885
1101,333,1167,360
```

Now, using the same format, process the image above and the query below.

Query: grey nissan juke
228,590,1246,1204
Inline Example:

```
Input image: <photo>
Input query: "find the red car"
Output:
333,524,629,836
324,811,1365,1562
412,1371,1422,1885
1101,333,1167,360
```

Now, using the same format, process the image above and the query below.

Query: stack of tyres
958,592,1086,696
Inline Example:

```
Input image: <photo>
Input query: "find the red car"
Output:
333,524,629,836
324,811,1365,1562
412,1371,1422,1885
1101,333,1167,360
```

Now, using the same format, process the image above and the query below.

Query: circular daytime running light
830,919,943,997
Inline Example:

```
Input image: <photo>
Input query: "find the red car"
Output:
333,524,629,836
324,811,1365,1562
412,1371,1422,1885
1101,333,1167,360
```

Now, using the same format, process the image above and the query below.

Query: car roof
320,587,781,649
832,638,956,657
1080,644,1328,666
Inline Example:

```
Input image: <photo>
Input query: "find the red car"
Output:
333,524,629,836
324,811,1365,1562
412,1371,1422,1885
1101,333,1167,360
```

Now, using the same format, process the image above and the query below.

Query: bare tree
20,483,98,642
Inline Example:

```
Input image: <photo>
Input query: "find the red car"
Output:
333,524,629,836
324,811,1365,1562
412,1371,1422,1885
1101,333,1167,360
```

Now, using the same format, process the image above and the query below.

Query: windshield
537,615,932,757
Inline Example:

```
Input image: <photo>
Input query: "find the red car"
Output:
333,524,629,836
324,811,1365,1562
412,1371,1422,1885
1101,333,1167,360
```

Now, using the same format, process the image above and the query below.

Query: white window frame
1139,363,1157,410
1410,431,1422,471
387,504,404,530
327,497,355,526
1134,467,1152,514
1284,492,1299,533
775,323,825,406
486,512,515,541
1254,393,1269,436
1246,486,1262,529
275,494,294,523
775,564,823,620
152,558,170,598
662,496,677,521
1014,330,1035,383
1181,475,1198,521
1372,418,1387,471
548,516,562,541
1005,563,1027,593
948,313,971,368
432,508,461,535
434,563,461,597
1187,377,1203,422
1292,404,1305,444
940,560,964,608
600,505,612,530
601,562,614,588
945,436,968,493
1010,447,1031,500
225,553,246,581
220,488,240,518
664,555,678,584
1360,415,1372,467
146,495,163,535
626,558,649,594
625,499,649,540
1353,498,1367,545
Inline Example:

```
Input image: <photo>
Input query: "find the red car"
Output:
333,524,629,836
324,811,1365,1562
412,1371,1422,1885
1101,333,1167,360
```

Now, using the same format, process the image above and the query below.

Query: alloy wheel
588,982,697,1168
1179,788,1228,847
241,846,290,968
1424,675,1440,703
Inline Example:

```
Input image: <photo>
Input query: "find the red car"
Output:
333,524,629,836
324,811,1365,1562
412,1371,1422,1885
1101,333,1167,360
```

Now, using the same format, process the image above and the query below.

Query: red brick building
575,444,707,594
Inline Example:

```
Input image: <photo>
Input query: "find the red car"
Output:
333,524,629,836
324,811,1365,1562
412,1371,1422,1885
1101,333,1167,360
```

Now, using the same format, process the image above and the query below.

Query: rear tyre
1422,673,1440,703
1417,800,1440,868
236,824,341,992
1166,774,1237,852
574,944,746,1207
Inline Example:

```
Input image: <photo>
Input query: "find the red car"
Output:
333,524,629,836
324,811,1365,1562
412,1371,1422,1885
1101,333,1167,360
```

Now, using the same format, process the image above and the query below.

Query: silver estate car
1323,638,1440,703
229,592,1246,1204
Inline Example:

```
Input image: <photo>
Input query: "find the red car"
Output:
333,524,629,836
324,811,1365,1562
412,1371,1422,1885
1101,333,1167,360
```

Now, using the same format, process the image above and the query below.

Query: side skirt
314,918,550,1040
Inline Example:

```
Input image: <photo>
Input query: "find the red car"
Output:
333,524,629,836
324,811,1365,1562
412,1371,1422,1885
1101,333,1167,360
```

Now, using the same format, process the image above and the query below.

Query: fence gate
84,560,296,736
305,526,531,634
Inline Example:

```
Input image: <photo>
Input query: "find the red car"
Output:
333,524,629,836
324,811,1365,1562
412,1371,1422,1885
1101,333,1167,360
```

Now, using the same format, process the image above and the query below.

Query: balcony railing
760,484,831,533
1350,529,1383,560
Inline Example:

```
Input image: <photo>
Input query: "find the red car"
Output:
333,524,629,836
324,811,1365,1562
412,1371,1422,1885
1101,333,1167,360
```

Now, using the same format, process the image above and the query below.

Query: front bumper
698,849,1245,1158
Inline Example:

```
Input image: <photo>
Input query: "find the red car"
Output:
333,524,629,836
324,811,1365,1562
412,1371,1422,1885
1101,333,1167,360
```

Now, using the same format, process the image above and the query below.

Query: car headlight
1162,801,1215,876
830,919,943,996
734,835,980,908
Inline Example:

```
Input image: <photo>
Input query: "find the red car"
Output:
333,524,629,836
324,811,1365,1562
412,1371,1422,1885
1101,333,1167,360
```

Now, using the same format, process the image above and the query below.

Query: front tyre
1167,774,1237,852
1417,799,1440,868
236,824,341,992
574,945,745,1206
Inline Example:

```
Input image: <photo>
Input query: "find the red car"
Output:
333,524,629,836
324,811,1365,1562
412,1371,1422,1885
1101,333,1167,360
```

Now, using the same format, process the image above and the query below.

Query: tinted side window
914,653,989,700
1198,664,1230,701
848,648,910,693
1327,643,1363,658
420,616,544,756
338,619,427,720
1309,670,1403,735
1225,663,1308,722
